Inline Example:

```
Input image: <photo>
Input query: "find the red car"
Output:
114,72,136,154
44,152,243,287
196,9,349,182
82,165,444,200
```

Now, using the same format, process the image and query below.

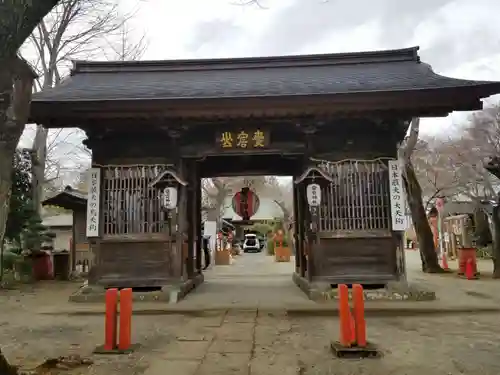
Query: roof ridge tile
70,46,420,75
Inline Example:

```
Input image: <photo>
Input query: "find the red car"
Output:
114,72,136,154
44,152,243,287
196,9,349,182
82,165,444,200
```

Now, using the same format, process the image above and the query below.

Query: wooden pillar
71,212,77,273
292,178,300,273
306,199,315,282
176,160,187,280
195,165,202,273
395,232,407,280
186,161,194,278
297,183,307,278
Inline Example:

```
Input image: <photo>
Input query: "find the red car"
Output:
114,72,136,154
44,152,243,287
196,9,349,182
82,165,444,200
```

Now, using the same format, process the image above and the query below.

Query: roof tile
33,47,500,102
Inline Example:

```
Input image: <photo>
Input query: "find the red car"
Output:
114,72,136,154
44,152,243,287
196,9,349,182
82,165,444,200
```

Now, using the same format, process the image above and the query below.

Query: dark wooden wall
72,209,91,272
83,116,408,288
86,127,182,288
295,117,408,285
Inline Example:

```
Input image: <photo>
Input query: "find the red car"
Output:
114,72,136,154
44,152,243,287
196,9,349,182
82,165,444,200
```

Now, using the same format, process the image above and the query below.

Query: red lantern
232,189,260,219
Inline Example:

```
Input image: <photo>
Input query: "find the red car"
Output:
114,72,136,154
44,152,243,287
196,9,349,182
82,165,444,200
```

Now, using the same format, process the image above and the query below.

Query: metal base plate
458,273,480,280
330,341,380,358
93,343,140,355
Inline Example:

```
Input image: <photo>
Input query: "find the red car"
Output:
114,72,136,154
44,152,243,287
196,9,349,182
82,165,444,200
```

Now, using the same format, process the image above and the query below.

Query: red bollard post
338,284,351,347
441,253,449,270
104,288,118,351
331,284,380,357
118,288,133,350
352,284,367,347
348,310,356,345
465,258,475,280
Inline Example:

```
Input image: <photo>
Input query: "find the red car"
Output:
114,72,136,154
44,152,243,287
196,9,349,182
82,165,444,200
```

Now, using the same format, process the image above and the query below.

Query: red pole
104,288,118,351
465,258,475,280
118,288,133,350
348,310,356,345
352,284,367,347
338,284,351,347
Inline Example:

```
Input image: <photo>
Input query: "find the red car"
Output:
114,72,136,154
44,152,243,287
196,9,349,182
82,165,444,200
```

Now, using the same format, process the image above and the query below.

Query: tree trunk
0,147,14,265
31,125,48,215
273,199,292,244
492,205,500,278
0,349,17,375
0,1,60,58
0,57,35,257
474,206,492,247
403,162,444,273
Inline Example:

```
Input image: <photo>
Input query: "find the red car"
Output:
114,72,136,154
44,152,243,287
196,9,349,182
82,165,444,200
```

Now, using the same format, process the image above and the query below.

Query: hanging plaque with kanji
217,129,270,149
388,160,408,231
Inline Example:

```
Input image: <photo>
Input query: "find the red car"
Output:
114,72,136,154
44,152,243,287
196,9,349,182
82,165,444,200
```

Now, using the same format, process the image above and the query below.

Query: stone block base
292,273,436,302
69,273,204,303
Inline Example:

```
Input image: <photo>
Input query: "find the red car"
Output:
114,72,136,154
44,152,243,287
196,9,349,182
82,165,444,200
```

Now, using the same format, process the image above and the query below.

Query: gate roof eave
27,45,500,126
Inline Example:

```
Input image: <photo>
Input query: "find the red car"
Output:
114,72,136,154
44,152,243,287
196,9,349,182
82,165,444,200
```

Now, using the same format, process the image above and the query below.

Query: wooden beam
31,88,486,127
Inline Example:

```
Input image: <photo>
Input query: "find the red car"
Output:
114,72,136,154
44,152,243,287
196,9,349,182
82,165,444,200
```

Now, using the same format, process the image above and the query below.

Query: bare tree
202,177,265,220
0,0,60,234
202,176,292,223
412,137,460,209
22,0,145,213
0,57,35,235
232,0,268,9
0,56,36,374
399,118,443,273
443,105,500,277
446,109,500,201
202,178,232,220
0,3,60,369
265,176,293,224
483,157,500,278
103,22,148,61
0,1,60,58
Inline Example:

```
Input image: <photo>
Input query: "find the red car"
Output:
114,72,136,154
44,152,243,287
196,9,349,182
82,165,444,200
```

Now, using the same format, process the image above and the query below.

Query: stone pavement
138,310,500,375
405,249,500,304
2,252,500,374
177,251,311,308
3,305,500,375
33,250,500,317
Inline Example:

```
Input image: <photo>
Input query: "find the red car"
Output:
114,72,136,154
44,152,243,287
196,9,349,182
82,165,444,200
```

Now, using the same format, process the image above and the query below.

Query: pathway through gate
177,252,314,308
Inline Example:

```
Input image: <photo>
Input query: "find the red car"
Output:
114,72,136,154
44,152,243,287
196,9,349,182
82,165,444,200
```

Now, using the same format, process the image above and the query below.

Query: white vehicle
242,234,261,253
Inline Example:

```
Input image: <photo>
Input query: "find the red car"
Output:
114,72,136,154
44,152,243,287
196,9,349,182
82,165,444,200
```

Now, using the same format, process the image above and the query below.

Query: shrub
477,246,493,259
250,223,273,237
267,239,275,255
2,251,20,271
267,237,289,256
273,220,285,233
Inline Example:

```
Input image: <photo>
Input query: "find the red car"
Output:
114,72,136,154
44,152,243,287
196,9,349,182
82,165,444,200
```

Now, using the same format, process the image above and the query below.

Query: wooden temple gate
29,47,500,297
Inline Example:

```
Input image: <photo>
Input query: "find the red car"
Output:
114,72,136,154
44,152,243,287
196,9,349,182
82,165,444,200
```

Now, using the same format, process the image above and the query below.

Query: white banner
86,168,101,237
388,160,407,231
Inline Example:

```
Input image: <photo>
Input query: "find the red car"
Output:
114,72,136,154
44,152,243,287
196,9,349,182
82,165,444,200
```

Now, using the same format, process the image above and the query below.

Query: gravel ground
1,286,500,375
1,256,500,375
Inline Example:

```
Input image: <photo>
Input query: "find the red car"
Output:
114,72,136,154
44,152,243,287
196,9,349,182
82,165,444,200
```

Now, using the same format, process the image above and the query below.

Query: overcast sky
22,0,500,185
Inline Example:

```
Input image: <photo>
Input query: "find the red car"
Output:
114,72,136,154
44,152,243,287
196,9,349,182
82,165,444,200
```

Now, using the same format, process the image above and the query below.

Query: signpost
86,167,101,237
217,129,269,149
388,160,407,231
